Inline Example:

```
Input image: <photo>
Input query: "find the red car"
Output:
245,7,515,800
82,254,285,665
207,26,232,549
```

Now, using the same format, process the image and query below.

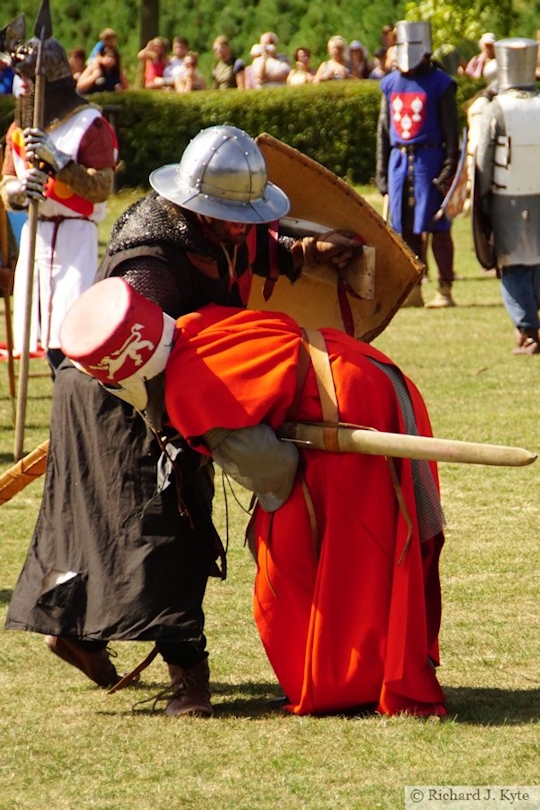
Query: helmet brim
149,163,290,224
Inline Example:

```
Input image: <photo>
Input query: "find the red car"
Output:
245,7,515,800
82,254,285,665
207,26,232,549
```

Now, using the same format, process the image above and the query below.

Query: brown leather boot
165,658,213,718
512,328,540,355
45,635,121,688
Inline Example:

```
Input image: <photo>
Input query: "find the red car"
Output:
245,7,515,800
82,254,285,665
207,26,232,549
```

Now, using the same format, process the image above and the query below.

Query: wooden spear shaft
13,4,51,461
280,423,538,468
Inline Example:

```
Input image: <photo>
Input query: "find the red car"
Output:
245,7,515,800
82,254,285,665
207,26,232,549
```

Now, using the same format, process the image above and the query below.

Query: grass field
0,188,538,810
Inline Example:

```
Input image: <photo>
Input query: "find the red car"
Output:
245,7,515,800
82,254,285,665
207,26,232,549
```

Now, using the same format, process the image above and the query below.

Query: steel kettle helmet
149,126,290,223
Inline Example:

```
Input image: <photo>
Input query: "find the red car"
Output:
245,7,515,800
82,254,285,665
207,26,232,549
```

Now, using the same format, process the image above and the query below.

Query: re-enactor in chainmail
6,124,363,717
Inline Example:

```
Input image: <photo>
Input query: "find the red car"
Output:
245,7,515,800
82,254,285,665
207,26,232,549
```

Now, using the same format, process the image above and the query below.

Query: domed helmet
149,125,290,224
395,20,433,73
495,38,537,91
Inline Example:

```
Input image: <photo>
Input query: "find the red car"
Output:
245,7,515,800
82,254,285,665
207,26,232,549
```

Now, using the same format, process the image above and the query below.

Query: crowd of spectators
51,25,407,96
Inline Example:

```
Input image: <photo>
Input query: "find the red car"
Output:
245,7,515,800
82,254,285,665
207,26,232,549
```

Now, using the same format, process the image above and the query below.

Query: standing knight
376,20,460,308
0,22,117,373
474,38,540,355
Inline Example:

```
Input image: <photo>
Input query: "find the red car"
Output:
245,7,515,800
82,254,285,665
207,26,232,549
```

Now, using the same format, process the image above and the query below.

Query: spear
13,0,52,461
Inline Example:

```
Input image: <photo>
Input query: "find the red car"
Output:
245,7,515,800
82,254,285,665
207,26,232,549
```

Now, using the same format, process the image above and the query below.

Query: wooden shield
249,133,423,343
471,164,496,270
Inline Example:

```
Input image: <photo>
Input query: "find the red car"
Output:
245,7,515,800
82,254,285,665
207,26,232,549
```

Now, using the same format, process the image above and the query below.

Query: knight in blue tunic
376,21,460,308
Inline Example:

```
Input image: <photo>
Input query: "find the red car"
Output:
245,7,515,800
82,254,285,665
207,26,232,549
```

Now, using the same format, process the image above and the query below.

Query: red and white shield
390,92,427,141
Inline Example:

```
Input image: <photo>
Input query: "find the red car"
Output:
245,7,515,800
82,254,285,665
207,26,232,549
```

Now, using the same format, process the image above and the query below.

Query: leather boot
45,635,121,688
512,328,540,355
401,283,424,308
165,658,213,718
425,284,456,308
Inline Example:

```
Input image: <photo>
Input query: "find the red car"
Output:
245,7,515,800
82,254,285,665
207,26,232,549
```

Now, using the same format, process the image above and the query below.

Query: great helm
149,125,290,224
395,20,433,73
495,38,537,92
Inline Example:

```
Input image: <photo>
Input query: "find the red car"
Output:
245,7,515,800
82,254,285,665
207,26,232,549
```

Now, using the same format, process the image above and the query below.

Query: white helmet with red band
60,278,174,410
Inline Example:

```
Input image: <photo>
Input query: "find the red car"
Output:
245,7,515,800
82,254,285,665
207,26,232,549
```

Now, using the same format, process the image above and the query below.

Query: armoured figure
376,20,460,308
475,38,540,354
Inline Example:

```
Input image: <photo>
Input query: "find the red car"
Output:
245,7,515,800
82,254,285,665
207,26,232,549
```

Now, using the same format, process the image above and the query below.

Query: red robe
165,305,446,717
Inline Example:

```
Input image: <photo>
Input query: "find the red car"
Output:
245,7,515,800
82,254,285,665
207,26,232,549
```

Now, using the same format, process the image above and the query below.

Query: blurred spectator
369,48,390,79
212,35,245,89
0,57,14,95
137,37,169,89
77,45,128,94
383,26,397,71
348,40,372,78
259,32,290,64
88,28,117,61
313,36,351,83
245,44,263,89
287,47,314,85
174,51,206,93
162,36,189,89
465,33,497,81
68,47,86,81
252,37,290,87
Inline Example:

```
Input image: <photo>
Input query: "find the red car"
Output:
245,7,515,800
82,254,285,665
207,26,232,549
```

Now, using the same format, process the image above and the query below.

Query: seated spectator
0,57,14,95
76,45,128,94
174,51,206,93
348,40,372,78
287,47,314,85
162,36,189,89
68,47,86,81
252,33,290,87
212,35,245,90
465,33,497,82
137,37,169,89
88,28,117,61
313,36,351,83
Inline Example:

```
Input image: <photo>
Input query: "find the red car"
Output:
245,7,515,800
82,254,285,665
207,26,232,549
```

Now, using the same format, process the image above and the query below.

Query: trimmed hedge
0,78,482,190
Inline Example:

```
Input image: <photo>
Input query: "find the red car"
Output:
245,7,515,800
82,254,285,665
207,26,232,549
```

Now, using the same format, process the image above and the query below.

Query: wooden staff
0,199,16,421
280,423,537,468
13,0,52,461
0,439,49,506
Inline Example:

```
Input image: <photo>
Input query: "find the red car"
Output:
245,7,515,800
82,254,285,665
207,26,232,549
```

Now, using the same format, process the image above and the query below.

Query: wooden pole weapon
13,0,52,461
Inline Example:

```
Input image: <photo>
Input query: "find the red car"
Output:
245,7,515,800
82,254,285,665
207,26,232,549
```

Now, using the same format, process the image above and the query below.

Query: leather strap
107,645,159,695
302,328,340,452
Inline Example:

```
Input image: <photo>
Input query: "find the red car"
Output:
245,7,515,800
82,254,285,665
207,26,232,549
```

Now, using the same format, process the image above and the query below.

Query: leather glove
23,127,71,174
302,229,362,271
432,174,454,197
21,166,49,201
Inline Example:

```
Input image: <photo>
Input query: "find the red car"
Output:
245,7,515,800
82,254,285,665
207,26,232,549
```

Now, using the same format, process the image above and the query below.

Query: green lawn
0,188,538,810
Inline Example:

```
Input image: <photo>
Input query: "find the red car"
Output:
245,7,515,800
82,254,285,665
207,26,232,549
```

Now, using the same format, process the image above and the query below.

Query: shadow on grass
0,589,13,605
97,682,540,724
444,686,540,725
